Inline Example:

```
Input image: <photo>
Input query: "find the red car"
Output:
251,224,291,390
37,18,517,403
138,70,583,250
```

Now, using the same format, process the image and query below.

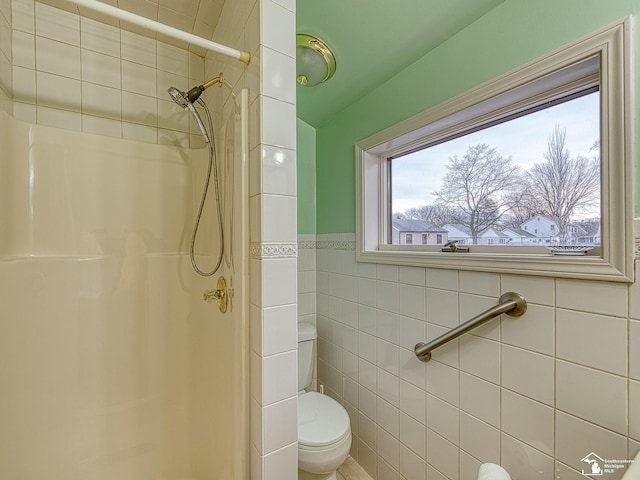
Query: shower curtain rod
51,0,251,64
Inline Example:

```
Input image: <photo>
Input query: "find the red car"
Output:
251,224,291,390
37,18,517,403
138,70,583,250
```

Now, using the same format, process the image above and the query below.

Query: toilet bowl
298,324,352,480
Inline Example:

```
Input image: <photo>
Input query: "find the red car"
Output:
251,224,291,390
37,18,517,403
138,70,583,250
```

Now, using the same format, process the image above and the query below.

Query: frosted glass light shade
296,34,336,87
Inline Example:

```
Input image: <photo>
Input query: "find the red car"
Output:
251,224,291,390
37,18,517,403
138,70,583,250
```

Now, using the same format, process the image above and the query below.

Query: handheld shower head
168,86,190,109
167,86,211,144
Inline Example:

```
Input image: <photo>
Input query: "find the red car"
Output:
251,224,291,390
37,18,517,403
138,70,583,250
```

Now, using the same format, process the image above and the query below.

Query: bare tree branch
433,144,521,243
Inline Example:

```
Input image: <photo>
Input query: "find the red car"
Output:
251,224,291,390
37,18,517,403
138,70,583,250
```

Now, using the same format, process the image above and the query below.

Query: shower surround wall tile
298,233,640,480
9,0,205,146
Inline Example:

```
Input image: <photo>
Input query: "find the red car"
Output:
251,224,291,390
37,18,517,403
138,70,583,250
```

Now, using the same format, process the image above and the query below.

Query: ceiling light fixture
296,34,337,87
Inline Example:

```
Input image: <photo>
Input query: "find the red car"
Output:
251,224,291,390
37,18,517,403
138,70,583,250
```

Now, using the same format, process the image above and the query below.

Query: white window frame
355,19,633,282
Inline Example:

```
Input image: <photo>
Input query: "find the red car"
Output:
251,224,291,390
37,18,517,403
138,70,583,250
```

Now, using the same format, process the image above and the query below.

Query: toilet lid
298,392,350,447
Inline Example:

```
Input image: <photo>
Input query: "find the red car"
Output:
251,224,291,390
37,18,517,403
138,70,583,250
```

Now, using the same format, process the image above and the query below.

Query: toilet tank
298,323,317,392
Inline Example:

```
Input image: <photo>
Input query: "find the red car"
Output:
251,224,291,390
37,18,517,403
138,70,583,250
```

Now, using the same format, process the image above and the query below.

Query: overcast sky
391,92,600,214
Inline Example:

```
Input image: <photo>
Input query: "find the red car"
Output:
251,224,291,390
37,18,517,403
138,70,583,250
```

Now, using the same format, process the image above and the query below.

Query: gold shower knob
203,275,228,313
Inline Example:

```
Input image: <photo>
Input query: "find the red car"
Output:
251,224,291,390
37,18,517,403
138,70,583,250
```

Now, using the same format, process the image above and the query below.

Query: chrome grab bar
414,292,527,362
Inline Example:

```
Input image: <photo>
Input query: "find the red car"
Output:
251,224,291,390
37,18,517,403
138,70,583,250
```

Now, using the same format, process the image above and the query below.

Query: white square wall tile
426,393,458,445
81,83,121,120
35,2,79,45
400,444,426,480
399,380,426,424
556,308,627,375
359,412,377,449
262,304,297,356
501,303,554,356
12,31,35,69
377,426,400,469
377,280,399,313
121,60,157,95
262,442,298,480
377,397,399,438
425,360,459,406
81,49,121,88
378,368,400,406
377,339,399,376
426,288,458,329
400,412,426,459
459,412,500,463
36,71,81,111
260,194,297,242
399,284,426,321
556,360,627,434
460,373,500,427
555,411,627,474
501,389,554,456
261,351,297,405
399,266,426,286
459,271,500,296
261,96,296,149
425,268,458,291
36,36,80,79
121,30,156,67
399,348,426,390
501,434,554,480
500,274,554,306
260,258,297,307
260,0,295,58
262,396,297,454
80,17,120,57
426,429,458,480
459,336,500,384
157,41,189,75
121,91,157,126
502,345,554,406
12,0,35,34
12,66,35,104
261,145,296,196
261,46,295,104
556,278,627,318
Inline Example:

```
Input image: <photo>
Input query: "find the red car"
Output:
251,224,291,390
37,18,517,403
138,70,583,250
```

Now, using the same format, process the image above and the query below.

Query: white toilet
298,323,352,480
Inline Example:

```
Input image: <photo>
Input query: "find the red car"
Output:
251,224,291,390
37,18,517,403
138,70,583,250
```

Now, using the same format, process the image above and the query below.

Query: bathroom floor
337,457,373,480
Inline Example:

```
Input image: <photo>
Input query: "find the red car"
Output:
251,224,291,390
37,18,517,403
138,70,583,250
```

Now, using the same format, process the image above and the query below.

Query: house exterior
572,220,601,244
520,215,559,242
443,224,511,246
391,219,448,245
503,227,543,245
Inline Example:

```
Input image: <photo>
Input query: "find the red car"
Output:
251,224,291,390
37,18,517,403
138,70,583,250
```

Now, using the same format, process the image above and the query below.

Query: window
422,234,428,244
405,233,413,244
356,20,633,282
436,234,443,244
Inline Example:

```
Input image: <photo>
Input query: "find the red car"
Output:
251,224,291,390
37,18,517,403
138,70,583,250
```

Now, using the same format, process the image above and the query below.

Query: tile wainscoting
298,230,640,480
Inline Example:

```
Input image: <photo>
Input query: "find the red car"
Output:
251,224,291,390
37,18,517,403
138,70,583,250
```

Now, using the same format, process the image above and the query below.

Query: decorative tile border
317,240,356,251
297,240,356,251
250,242,297,259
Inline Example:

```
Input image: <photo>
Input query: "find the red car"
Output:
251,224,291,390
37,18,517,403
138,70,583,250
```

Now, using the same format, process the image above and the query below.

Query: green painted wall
314,0,640,233
297,117,317,234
